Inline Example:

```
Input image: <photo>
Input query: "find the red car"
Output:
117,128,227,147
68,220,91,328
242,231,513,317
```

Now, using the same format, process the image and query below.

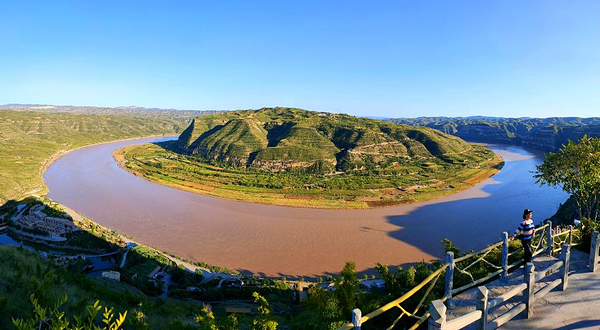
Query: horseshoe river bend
43,137,567,277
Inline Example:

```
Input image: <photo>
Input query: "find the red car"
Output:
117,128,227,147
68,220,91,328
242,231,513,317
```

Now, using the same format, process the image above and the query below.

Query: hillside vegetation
118,108,502,208
0,245,285,330
178,108,477,171
0,110,181,203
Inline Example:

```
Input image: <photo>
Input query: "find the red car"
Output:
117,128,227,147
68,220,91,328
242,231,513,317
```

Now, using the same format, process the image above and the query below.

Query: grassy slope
194,118,268,163
0,110,180,203
179,108,476,169
0,237,293,329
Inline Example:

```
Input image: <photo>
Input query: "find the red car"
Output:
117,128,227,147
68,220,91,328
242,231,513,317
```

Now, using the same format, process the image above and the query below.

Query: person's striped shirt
514,219,535,240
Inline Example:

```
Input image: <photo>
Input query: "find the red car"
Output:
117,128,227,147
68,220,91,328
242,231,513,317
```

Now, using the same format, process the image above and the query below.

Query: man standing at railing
510,209,535,263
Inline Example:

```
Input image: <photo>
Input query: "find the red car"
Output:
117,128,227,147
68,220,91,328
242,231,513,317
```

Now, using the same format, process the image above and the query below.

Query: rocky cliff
391,117,600,152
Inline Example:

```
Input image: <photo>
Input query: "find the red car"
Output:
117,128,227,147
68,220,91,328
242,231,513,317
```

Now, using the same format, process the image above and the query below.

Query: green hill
118,108,501,209
178,108,475,172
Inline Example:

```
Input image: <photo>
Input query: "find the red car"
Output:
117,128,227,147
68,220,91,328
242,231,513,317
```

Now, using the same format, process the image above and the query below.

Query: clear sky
1,1,600,118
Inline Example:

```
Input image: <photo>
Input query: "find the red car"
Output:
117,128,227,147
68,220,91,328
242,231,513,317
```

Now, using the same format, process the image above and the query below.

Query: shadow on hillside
0,198,121,256
152,140,182,153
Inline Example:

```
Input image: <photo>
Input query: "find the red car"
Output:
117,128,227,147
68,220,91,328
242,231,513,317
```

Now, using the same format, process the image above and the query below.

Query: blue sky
1,1,600,118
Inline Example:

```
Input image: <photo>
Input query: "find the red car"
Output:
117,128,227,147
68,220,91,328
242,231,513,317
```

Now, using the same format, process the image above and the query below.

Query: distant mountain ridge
390,116,600,152
177,107,484,173
1,104,221,122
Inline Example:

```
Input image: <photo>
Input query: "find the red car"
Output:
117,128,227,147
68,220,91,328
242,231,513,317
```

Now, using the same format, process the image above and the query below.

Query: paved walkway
444,249,600,330
499,269,600,330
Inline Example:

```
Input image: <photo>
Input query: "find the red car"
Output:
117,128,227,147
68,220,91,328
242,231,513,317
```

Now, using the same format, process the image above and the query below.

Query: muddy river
44,137,567,277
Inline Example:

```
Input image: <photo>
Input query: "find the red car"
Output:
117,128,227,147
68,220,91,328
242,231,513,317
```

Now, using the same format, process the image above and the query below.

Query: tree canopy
535,135,600,221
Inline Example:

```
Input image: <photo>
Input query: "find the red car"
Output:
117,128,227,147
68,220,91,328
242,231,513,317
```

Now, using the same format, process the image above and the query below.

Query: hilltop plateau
2,103,220,122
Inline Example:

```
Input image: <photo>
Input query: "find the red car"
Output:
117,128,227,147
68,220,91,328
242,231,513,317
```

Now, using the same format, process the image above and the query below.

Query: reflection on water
44,138,567,277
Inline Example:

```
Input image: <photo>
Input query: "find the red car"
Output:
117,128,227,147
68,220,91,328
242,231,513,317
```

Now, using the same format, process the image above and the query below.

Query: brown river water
44,137,567,277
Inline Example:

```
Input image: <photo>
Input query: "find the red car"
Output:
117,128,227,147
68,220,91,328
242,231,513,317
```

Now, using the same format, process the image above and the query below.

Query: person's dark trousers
522,239,533,263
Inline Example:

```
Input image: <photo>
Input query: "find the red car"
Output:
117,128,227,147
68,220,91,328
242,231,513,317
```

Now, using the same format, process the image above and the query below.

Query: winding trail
44,137,567,277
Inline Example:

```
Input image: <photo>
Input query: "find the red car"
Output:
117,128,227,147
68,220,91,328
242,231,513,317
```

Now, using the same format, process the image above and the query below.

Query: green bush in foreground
13,294,127,330
13,291,282,330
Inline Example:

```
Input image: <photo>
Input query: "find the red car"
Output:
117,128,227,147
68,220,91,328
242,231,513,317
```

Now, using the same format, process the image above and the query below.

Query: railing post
545,220,553,256
560,244,570,291
501,231,509,281
589,231,600,272
428,300,446,330
476,286,489,330
444,251,455,298
568,225,573,246
352,308,362,330
523,262,536,318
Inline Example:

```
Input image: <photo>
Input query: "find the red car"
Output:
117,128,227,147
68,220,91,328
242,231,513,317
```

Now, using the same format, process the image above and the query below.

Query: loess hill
177,107,479,173
116,108,502,208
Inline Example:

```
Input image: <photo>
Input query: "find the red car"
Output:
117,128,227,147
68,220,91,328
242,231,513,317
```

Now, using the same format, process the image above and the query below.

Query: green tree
252,292,278,330
535,136,600,221
334,261,360,316
195,305,219,330
304,285,342,322
375,263,400,296
195,305,240,330
221,314,240,330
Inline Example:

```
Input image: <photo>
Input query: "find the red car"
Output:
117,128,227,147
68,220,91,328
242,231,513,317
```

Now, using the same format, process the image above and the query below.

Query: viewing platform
445,249,599,330
338,224,600,330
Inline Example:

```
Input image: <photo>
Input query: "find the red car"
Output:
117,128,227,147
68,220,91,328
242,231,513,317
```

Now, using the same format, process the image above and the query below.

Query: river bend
44,137,567,277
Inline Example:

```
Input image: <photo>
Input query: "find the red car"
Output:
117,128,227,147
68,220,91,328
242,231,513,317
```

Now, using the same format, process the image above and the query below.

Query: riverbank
113,141,504,210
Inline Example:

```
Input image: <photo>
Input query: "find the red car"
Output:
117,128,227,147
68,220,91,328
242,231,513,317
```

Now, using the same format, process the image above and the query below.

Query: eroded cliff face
521,126,560,151
391,117,600,152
